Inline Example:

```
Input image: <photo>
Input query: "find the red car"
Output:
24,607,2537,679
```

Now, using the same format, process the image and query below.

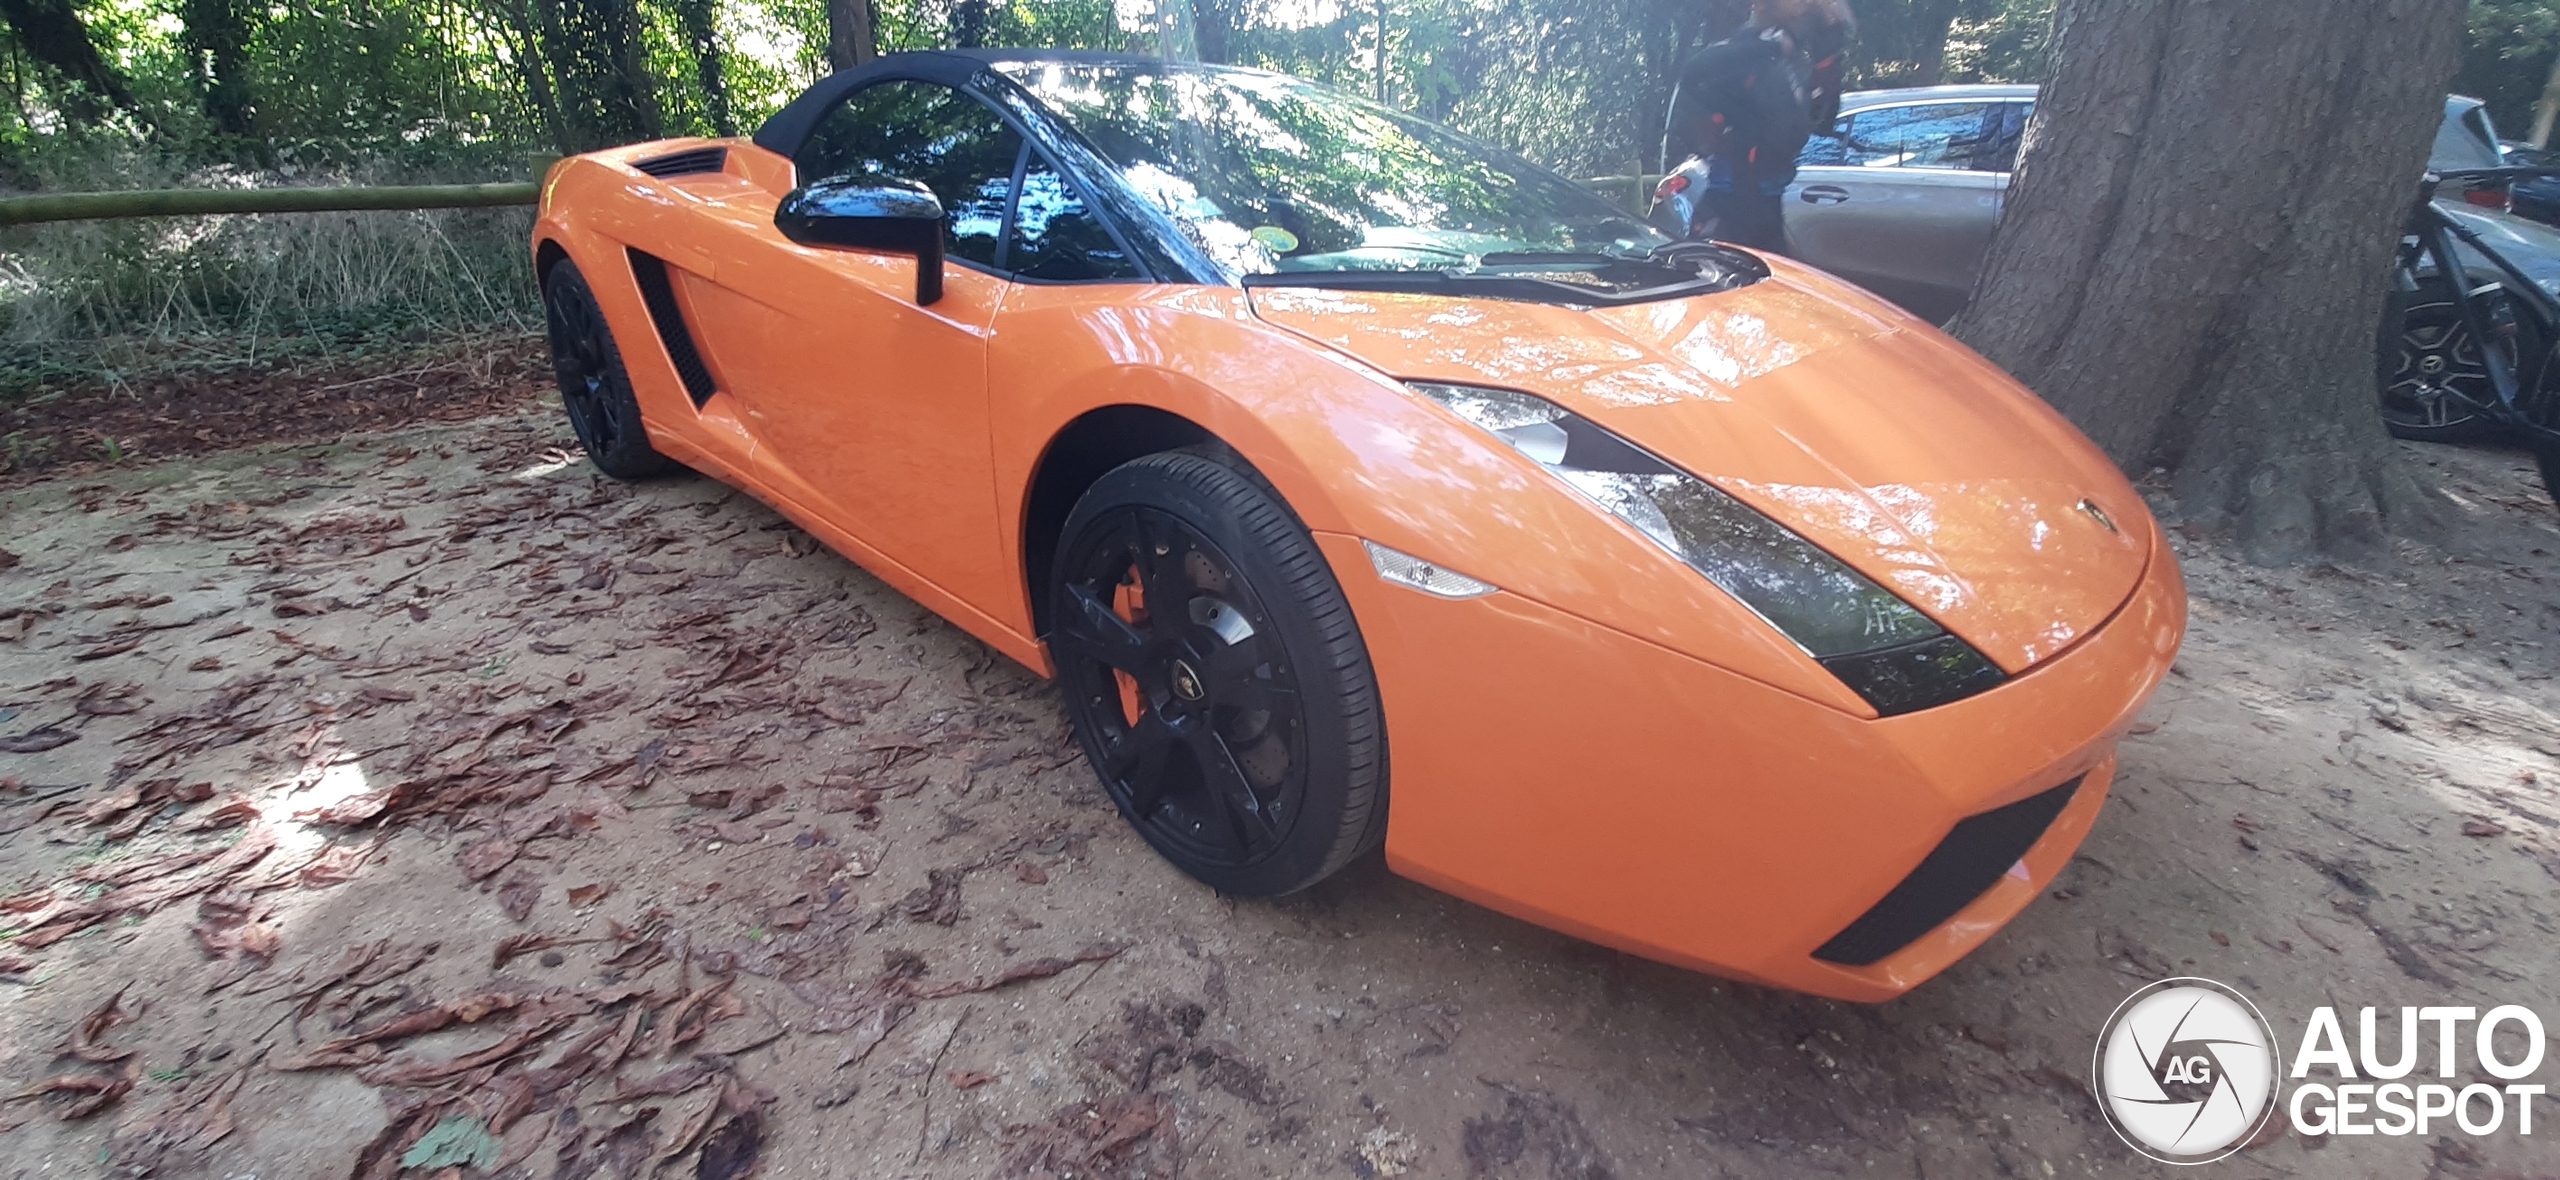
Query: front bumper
1320,522,2184,1002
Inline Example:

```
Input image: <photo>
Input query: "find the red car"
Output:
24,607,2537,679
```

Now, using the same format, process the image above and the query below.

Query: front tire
543,260,681,480
1045,451,1386,896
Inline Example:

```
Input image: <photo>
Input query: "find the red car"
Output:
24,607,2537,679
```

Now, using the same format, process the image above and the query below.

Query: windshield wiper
1469,249,1655,268
1240,253,1760,308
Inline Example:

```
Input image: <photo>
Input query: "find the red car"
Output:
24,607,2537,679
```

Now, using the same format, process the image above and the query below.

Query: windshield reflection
1001,61,1666,278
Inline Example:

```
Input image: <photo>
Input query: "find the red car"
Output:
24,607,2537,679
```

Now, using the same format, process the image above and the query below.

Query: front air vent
1812,775,2084,967
631,146,728,178
625,249,719,408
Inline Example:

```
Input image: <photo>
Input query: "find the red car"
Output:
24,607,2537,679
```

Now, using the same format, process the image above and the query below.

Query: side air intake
631,146,728,179
1811,775,2085,967
625,249,719,408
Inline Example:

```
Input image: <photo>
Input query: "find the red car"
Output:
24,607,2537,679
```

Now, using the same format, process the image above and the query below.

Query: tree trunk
535,0,661,150
2532,49,2560,148
671,0,734,137
1909,0,1960,86
1947,0,2465,564
483,0,568,154
1373,0,1387,105
0,0,142,126
825,0,875,72
179,0,254,137
1193,0,1233,65
951,0,991,49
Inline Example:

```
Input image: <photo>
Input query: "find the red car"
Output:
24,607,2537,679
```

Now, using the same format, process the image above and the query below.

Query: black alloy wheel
1046,451,1385,896
2379,282,2539,443
542,260,681,480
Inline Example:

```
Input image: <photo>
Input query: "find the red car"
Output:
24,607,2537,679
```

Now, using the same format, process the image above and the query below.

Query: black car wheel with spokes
1046,450,1385,896
2379,281,2542,443
543,260,682,480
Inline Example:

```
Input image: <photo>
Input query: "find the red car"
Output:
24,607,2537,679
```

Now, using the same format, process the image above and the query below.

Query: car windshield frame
990,60,1672,285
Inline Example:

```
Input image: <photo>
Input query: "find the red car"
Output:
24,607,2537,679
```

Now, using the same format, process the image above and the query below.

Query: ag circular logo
2093,977,2280,1164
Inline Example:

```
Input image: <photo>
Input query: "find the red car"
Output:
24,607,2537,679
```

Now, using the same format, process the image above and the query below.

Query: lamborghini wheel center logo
2094,977,2281,1163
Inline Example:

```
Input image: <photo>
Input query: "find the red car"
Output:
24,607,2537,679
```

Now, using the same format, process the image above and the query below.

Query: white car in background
1769,88,2560,335
1783,83,2032,324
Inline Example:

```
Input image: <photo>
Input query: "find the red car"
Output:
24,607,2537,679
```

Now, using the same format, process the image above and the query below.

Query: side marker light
1363,540,1496,599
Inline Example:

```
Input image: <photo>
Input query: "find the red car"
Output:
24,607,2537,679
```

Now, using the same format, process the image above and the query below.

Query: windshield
998,62,1668,278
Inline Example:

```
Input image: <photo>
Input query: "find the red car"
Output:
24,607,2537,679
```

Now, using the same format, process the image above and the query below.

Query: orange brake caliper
1112,568,1146,727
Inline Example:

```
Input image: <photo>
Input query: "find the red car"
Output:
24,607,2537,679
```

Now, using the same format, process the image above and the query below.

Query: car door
1786,100,2014,323
678,79,1021,611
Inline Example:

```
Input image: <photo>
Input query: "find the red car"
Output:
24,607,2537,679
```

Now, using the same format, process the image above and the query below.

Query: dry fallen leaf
496,870,542,923
489,931,595,970
950,1070,997,1090
910,946,1122,1000
297,841,375,887
457,836,521,881
567,882,612,907
64,987,136,1062
193,918,282,961
0,729,79,753
182,793,260,831
73,682,149,716
33,1071,135,1119
104,1061,249,1173
2462,819,2507,838
900,869,963,927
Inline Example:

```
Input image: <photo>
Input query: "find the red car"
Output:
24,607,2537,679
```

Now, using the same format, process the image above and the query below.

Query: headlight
1411,382,2005,715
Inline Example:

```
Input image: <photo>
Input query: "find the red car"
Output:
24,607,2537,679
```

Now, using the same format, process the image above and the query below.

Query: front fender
986,282,1872,715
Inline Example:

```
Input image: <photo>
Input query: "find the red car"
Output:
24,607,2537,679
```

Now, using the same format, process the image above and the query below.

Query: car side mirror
776,177,946,305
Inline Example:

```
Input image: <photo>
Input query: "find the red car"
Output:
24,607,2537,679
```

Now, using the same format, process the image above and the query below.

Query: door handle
1800,185,1850,206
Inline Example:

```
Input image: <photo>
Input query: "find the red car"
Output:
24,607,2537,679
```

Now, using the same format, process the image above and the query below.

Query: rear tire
1045,450,1386,896
543,260,681,480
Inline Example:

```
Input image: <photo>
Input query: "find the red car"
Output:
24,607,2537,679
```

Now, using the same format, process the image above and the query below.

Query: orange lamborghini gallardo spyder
531,49,2184,1001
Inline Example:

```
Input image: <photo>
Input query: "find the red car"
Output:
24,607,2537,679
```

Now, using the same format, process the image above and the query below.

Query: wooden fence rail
0,182,540,228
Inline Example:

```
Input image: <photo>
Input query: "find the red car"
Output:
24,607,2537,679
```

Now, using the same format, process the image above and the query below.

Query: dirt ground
1,386,2556,1180
1,336,551,486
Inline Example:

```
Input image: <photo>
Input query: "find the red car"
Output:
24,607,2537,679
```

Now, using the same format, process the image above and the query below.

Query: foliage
0,0,2538,356
2458,0,2560,138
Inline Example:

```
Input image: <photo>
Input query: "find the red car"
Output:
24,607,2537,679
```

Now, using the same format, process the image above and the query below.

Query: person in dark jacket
1661,0,1855,253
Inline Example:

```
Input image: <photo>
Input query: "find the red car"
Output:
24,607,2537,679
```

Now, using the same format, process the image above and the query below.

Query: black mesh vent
631,146,728,178
625,249,718,408
1812,775,2085,967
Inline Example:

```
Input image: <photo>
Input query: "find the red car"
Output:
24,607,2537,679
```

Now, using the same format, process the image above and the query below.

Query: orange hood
1248,275,2151,674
